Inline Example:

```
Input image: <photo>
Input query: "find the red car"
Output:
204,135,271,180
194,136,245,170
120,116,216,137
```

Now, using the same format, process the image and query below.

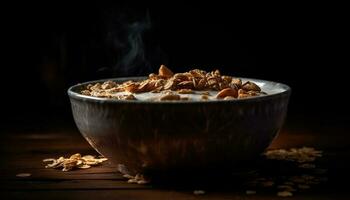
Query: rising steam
106,9,153,76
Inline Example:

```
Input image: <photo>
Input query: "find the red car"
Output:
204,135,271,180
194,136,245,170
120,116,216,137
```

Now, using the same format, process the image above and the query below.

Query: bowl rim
68,76,291,104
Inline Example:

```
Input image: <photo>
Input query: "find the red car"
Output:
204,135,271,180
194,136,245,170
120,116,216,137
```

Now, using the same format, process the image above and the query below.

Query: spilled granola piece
264,147,322,163
16,173,31,178
43,153,108,171
193,190,206,195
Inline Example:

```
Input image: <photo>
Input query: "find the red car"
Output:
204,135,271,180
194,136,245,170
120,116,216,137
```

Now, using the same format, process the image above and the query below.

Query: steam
119,16,150,73
106,10,153,76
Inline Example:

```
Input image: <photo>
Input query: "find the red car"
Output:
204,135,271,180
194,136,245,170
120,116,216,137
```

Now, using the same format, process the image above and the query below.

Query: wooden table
1,122,350,200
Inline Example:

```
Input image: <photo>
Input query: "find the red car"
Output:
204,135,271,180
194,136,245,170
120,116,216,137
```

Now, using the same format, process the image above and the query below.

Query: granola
43,153,108,171
81,65,266,101
117,164,150,185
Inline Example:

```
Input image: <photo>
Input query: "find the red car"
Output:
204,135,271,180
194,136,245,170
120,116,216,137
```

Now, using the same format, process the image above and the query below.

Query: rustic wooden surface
1,123,350,200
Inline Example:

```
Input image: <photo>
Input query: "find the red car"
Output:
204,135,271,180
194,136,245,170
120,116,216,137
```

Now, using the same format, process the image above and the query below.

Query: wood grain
1,127,350,199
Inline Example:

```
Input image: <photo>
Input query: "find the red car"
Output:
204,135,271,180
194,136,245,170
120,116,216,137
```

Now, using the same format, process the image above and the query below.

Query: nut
158,65,174,78
231,78,242,88
124,82,140,93
242,81,261,92
216,88,238,99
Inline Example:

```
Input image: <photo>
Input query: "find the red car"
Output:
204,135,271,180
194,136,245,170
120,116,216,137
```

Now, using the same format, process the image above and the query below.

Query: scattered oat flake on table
43,153,108,171
264,147,322,163
277,191,293,197
126,173,150,185
193,190,206,195
16,173,31,177
117,164,150,185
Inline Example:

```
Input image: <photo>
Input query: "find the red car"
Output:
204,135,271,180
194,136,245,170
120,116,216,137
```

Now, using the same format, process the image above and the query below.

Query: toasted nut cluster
81,65,266,100
43,153,108,171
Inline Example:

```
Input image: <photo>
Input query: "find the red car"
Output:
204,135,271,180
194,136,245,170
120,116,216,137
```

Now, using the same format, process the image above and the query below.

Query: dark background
2,2,348,132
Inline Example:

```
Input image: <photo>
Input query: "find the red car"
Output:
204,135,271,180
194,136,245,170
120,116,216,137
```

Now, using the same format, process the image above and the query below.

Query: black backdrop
2,2,348,131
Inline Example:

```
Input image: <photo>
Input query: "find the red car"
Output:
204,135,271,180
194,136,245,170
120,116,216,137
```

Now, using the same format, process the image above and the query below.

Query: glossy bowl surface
68,77,291,175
